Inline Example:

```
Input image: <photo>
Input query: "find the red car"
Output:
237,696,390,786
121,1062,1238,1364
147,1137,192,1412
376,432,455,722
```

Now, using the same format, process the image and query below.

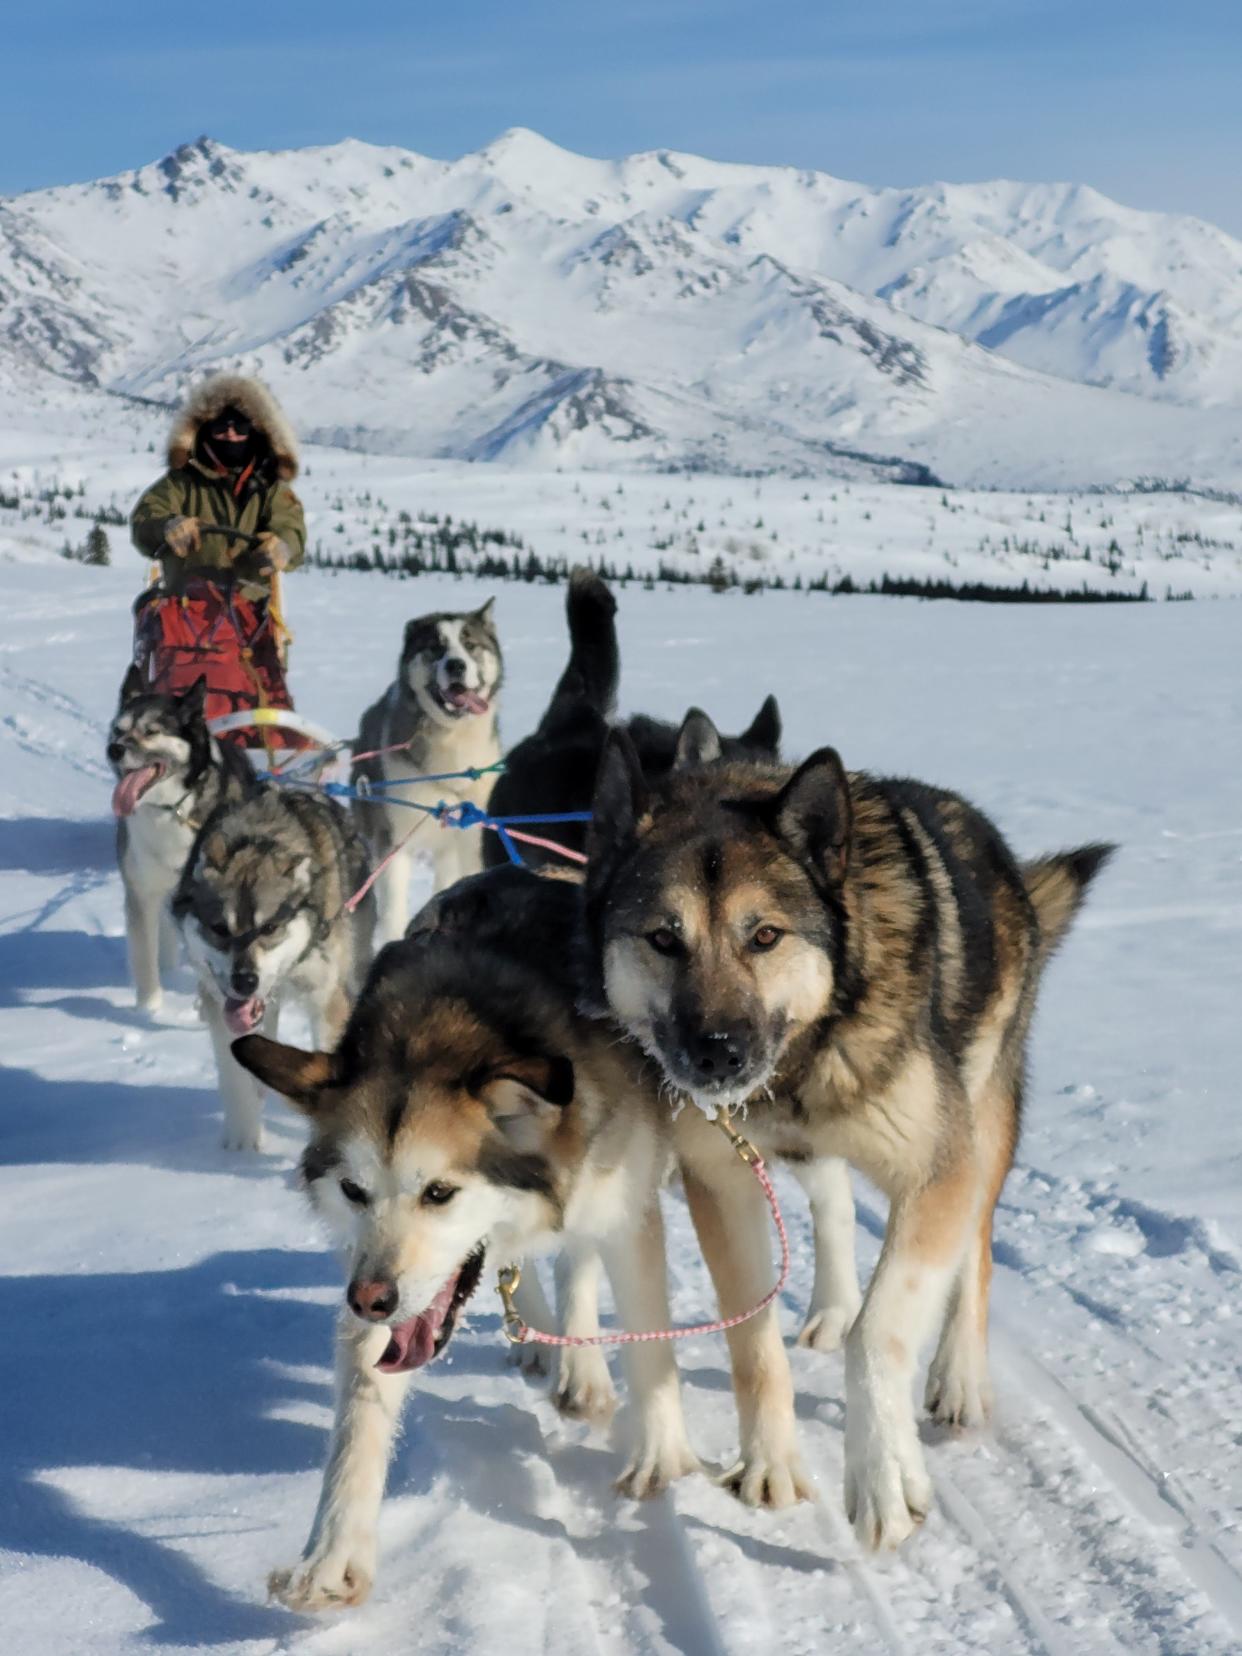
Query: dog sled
129,524,332,769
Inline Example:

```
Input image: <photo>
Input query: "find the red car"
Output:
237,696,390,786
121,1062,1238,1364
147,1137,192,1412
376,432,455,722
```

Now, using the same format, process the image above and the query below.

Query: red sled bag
132,576,299,749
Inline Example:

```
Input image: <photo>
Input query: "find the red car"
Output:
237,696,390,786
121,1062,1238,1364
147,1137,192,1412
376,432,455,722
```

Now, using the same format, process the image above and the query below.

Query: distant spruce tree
83,524,111,566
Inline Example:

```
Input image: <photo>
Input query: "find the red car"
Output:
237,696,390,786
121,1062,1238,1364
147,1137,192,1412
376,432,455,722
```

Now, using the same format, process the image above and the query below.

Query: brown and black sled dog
582,710,1113,1549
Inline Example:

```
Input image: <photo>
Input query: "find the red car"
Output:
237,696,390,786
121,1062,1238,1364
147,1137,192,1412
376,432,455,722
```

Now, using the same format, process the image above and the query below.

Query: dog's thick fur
173,787,373,1150
233,867,698,1610
482,568,782,870
108,668,254,1013
584,719,1114,1546
352,601,502,941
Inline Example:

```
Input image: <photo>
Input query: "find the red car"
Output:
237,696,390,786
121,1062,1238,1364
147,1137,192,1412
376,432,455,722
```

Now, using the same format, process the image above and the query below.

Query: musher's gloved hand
256,531,292,573
163,515,202,558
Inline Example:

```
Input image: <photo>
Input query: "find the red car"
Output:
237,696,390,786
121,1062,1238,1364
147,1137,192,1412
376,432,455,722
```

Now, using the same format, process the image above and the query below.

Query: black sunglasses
208,411,253,437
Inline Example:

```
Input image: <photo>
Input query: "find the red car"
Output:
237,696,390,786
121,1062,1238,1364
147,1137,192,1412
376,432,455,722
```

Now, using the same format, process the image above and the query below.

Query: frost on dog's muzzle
373,1247,486,1373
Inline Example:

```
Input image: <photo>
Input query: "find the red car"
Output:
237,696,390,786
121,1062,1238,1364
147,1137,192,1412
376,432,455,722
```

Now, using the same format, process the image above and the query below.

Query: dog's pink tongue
446,686,489,716
223,996,264,1036
111,763,165,818
375,1269,462,1373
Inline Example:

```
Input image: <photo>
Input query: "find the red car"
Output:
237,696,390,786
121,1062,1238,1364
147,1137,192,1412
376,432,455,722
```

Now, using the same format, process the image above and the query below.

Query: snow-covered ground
3,408,1240,598
2,535,1240,1654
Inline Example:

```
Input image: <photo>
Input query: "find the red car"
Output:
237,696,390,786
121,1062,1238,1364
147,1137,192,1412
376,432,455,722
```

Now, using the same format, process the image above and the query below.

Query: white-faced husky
232,866,698,1610
173,787,374,1150
351,601,502,942
108,668,254,1013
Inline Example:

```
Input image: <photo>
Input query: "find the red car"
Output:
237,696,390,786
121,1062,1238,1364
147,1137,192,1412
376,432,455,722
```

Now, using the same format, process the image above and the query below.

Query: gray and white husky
173,787,375,1150
351,601,502,943
108,668,254,1013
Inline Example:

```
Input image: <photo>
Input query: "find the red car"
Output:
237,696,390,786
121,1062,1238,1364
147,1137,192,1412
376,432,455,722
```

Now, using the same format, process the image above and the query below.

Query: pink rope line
497,826,588,864
499,1150,790,1348
342,817,430,914
343,814,587,915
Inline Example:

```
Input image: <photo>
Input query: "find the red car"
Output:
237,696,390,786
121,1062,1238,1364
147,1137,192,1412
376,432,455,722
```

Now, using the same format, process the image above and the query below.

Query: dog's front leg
269,1316,411,1612
202,991,265,1151
374,839,412,946
603,1204,699,1499
680,1126,812,1509
123,873,165,1013
792,1157,862,1352
553,1241,616,1423
844,1154,978,1550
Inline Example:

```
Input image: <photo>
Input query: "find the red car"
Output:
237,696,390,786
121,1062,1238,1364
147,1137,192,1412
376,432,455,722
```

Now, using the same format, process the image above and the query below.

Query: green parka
131,375,306,597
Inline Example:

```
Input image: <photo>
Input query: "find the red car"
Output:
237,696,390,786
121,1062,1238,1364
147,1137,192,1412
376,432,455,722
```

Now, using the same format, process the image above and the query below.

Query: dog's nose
686,1027,748,1081
348,1278,399,1321
231,966,259,997
107,742,126,763
443,655,467,679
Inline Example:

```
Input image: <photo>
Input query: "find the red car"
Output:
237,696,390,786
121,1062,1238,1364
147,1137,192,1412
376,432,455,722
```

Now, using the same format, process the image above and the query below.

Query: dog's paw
268,1550,374,1612
721,1448,814,1509
924,1348,993,1429
221,1125,263,1153
508,1342,550,1378
554,1351,617,1426
844,1437,932,1550
137,989,164,1016
615,1436,700,1500
796,1298,859,1353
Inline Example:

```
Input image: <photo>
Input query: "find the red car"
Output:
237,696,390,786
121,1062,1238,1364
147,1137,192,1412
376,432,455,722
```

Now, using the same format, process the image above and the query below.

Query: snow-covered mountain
3,130,1242,487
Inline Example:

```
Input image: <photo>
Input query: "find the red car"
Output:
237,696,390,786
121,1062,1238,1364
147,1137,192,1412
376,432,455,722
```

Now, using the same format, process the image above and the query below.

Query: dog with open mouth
232,865,699,1612
108,667,255,1014
173,786,374,1150
351,600,502,942
583,709,1114,1549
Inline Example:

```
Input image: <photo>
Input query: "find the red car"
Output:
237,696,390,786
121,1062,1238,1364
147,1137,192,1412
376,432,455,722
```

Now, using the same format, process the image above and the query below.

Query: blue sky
4,1,1240,232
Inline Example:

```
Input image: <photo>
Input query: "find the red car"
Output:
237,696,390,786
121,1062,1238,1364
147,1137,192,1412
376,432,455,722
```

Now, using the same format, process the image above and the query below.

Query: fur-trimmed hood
168,375,299,480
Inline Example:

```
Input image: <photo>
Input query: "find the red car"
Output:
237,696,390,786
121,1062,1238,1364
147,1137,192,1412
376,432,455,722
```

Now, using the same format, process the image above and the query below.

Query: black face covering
202,407,258,472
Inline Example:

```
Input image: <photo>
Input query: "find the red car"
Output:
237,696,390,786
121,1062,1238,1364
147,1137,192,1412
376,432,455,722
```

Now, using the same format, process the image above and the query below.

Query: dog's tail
538,567,619,732
1022,842,1116,968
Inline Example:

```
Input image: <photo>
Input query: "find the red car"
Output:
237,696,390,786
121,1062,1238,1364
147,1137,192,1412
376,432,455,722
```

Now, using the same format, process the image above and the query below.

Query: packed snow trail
1,559,1239,1655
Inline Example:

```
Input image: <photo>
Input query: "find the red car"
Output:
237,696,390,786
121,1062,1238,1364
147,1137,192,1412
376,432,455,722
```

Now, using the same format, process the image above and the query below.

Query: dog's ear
767,747,852,886
586,727,647,869
674,707,722,769
177,676,208,722
477,1053,574,1147
481,1051,573,1110
119,663,145,705
232,1036,338,1112
472,597,496,627
202,831,230,871
740,694,781,757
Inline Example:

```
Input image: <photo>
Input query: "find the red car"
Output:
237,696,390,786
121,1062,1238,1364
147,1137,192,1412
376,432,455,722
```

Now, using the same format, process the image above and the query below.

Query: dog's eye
208,920,231,940
751,925,783,951
260,921,282,938
340,1179,370,1207
422,1181,458,1207
647,928,681,956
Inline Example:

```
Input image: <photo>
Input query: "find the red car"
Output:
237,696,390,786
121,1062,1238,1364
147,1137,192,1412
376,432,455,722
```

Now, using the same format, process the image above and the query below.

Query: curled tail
1023,842,1116,968
538,567,619,733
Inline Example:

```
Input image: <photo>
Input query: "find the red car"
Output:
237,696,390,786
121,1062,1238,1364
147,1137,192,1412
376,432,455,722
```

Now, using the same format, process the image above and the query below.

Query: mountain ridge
2,131,1240,487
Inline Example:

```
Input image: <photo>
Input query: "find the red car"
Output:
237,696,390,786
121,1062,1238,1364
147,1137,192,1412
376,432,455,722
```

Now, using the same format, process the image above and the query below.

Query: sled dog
108,668,254,1012
485,573,856,1399
233,865,698,1611
352,601,502,940
173,787,373,1150
483,568,782,870
583,712,1113,1547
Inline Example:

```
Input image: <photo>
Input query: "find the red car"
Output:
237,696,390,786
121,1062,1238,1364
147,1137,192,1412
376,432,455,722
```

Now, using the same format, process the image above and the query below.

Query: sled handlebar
197,524,264,556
